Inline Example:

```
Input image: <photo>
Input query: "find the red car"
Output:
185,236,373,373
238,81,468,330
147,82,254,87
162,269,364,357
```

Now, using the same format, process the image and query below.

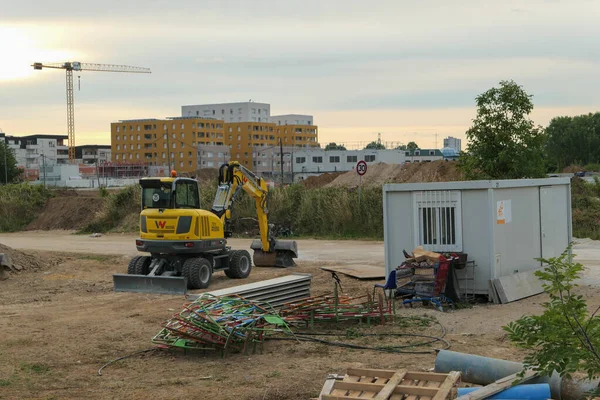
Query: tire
182,258,212,289
133,256,152,275
127,256,142,274
225,250,252,279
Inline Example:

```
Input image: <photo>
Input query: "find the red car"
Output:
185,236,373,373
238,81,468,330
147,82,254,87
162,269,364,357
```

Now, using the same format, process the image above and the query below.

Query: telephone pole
166,129,172,171
279,138,284,185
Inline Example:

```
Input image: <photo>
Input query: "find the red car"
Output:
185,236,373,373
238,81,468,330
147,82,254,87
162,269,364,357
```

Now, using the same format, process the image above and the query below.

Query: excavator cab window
141,181,172,209
175,180,200,209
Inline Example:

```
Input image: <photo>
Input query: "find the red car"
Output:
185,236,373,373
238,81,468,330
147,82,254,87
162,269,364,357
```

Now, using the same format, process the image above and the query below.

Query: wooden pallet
319,368,461,400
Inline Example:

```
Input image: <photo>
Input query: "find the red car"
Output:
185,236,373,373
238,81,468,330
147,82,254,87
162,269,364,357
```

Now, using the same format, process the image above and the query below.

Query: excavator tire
225,250,252,279
182,257,212,289
133,256,152,275
127,256,142,274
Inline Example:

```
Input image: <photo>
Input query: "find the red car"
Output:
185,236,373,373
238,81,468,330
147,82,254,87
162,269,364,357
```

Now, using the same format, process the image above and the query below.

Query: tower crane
31,61,151,161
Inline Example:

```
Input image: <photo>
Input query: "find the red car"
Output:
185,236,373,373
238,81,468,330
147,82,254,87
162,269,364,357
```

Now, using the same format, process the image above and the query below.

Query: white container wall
383,178,572,297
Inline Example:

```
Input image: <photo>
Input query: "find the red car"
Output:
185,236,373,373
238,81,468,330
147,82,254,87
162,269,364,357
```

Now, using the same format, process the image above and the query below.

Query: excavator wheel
127,256,142,274
133,256,152,275
225,250,252,279
182,257,212,290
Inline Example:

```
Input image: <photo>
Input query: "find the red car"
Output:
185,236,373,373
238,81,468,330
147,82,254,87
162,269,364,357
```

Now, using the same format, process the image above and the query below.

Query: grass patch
0,379,12,387
20,363,50,374
0,184,51,232
265,371,282,378
76,254,116,262
571,177,600,240
395,315,436,328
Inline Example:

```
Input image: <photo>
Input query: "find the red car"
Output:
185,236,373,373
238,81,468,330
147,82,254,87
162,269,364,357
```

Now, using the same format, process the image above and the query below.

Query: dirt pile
301,172,345,188
324,161,463,188
0,242,55,273
26,191,105,231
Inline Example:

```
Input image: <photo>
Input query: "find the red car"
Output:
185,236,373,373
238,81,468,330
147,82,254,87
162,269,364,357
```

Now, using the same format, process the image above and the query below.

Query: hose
97,348,158,376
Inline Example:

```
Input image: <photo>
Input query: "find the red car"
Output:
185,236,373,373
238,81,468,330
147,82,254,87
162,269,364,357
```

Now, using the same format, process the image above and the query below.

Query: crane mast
32,61,151,161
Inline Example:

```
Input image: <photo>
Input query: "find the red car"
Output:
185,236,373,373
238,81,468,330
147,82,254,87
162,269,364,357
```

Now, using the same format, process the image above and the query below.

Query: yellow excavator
112,162,298,295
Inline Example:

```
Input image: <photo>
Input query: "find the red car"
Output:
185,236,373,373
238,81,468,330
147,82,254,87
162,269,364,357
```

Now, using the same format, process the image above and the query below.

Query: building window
430,150,435,156
130,135,134,140
413,191,462,252
364,155,376,162
136,126,140,131
313,156,323,163
181,133,185,139
173,143,176,148
117,145,121,150
347,155,358,163
180,161,184,167
179,152,183,158
181,123,185,129
296,157,306,164
172,124,176,130
137,144,141,149
136,154,140,159
116,127,120,133
188,152,192,157
329,156,340,163
116,154,120,160
162,153,166,159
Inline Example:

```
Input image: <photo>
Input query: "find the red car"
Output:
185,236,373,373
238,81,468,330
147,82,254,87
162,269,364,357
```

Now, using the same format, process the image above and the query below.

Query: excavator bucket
113,274,188,295
251,239,298,268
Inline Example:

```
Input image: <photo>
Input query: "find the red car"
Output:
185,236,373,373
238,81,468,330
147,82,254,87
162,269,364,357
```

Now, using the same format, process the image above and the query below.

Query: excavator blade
251,239,298,268
113,274,188,295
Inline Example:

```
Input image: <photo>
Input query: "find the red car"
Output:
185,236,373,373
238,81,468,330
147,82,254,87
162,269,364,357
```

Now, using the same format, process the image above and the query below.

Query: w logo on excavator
155,220,167,229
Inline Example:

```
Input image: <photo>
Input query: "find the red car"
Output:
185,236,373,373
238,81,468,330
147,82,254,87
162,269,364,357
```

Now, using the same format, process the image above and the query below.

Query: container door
540,186,569,259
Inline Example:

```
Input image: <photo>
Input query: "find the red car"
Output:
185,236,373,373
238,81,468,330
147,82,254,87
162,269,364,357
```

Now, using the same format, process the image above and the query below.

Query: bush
571,177,600,240
0,184,51,232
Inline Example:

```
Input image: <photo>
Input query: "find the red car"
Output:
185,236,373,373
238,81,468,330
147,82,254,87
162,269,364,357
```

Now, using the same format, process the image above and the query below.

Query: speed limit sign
356,160,367,176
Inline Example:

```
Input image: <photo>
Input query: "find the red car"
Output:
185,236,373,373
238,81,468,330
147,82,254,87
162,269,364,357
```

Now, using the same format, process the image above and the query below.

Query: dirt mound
26,194,105,231
301,172,345,188
325,161,463,188
0,243,52,273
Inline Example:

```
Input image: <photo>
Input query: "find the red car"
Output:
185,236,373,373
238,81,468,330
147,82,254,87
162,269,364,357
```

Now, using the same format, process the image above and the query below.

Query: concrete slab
492,268,545,303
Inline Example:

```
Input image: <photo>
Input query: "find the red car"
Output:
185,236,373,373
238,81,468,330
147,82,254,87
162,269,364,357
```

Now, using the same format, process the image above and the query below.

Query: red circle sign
356,160,367,176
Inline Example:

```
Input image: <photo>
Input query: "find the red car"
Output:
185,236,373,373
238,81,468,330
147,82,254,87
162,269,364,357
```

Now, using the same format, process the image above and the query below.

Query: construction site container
383,178,572,297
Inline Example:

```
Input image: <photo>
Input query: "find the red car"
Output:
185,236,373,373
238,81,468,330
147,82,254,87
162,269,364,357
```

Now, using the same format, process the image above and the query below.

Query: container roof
383,177,571,192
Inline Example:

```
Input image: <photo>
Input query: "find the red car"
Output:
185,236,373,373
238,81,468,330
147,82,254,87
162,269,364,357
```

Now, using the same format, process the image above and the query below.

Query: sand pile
301,172,345,189
324,161,463,188
0,243,56,277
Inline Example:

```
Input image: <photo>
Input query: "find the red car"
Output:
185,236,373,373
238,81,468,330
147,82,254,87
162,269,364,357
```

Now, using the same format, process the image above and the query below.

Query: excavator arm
211,162,298,267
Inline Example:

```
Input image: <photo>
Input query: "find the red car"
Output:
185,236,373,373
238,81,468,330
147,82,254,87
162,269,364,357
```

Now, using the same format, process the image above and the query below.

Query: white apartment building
271,114,314,126
182,102,271,123
197,144,231,169
0,133,69,168
76,145,112,164
443,136,462,152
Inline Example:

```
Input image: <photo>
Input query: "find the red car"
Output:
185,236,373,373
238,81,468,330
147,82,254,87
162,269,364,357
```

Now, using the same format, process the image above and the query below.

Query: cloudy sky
1,0,599,148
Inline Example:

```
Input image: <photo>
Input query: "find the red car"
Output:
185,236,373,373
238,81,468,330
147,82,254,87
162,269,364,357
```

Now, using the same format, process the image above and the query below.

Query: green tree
395,144,407,150
324,142,347,151
505,246,600,396
0,142,22,184
546,112,600,171
458,80,546,179
406,141,419,151
365,141,385,150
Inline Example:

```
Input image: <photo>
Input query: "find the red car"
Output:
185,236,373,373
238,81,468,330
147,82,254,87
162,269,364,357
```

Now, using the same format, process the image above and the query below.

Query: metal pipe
457,384,550,399
435,350,599,400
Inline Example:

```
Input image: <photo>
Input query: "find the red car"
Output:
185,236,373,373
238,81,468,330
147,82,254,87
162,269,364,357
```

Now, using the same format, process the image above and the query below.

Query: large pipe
435,350,599,400
457,384,550,399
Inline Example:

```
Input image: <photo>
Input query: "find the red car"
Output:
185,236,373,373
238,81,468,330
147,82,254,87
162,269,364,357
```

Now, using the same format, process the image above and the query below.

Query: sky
1,0,600,149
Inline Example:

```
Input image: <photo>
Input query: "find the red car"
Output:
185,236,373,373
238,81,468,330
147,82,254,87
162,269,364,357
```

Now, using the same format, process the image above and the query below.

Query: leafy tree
406,141,419,151
505,245,600,397
458,80,546,179
365,141,385,150
0,142,22,184
546,112,600,171
395,144,407,150
324,142,347,151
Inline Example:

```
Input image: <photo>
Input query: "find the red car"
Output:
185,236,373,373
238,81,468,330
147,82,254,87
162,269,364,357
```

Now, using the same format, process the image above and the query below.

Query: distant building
181,102,271,123
253,145,295,183
75,145,112,164
292,148,407,180
0,133,68,168
404,149,444,163
440,147,460,160
110,117,224,173
443,136,462,152
197,144,231,169
271,114,313,126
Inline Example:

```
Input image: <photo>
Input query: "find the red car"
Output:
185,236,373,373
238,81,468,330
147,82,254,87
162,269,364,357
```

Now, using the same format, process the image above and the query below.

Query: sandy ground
1,231,600,399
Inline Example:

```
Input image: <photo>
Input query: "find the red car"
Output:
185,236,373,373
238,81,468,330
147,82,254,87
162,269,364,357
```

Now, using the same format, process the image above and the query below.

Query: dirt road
0,231,385,265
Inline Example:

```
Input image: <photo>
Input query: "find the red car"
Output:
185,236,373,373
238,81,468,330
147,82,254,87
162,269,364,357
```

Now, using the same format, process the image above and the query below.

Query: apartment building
271,114,313,126
0,133,68,167
182,102,271,123
75,145,112,164
110,117,225,173
443,136,462,152
197,144,231,169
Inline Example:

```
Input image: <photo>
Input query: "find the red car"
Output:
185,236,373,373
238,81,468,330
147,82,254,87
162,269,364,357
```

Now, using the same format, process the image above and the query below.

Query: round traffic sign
356,160,367,176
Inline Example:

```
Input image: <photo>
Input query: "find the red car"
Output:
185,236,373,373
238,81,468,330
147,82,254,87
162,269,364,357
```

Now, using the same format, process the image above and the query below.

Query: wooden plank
404,372,452,382
345,369,397,379
431,371,461,400
455,370,538,400
374,370,408,399
320,265,386,280
322,396,372,400
330,374,353,396
332,381,444,397
320,378,339,400
492,268,545,303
